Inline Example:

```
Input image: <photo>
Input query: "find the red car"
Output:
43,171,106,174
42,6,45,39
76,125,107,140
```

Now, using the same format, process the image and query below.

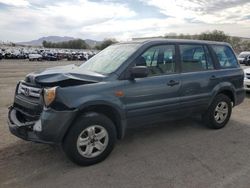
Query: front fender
57,89,127,139
56,82,126,114
76,95,126,120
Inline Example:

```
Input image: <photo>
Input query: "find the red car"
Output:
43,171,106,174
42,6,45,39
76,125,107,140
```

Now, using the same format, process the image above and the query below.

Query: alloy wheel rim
77,125,109,158
214,101,229,124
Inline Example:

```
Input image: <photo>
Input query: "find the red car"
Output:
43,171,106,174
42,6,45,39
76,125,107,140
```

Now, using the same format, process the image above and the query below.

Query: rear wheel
63,112,116,166
202,94,232,129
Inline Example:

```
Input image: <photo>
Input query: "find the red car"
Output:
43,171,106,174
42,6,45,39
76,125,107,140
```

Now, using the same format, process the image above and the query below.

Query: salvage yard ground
0,60,250,188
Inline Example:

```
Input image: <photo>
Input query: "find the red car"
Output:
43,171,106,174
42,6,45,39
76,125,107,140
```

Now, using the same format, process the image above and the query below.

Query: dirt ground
0,60,250,188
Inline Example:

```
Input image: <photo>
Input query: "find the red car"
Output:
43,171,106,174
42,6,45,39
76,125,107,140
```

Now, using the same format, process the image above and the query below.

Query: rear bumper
8,106,77,144
235,88,245,106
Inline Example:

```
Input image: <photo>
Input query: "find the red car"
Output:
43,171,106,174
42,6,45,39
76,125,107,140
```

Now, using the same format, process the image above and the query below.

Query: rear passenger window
180,45,214,72
211,45,238,68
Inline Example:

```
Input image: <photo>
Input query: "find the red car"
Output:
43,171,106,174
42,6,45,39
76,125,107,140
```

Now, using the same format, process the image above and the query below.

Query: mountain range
18,36,101,48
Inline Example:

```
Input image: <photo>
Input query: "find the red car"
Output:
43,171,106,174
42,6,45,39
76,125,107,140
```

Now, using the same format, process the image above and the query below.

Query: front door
121,44,181,127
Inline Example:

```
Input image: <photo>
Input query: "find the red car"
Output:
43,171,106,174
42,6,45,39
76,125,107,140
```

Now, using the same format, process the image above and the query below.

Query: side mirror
130,66,149,79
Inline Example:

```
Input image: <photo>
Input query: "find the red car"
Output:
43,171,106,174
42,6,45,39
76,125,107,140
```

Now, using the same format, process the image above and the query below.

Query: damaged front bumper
8,106,77,144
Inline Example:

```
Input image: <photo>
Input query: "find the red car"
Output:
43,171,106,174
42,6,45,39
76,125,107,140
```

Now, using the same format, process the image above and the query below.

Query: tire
63,112,117,166
202,94,232,129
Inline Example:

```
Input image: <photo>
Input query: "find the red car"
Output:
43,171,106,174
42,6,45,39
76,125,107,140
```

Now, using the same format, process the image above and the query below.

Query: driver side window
135,45,176,77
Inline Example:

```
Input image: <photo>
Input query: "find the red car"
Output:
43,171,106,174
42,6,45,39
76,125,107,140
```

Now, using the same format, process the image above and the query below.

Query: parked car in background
29,53,42,61
42,53,58,61
4,52,16,59
88,51,96,59
56,53,66,60
0,53,2,60
238,51,250,65
8,39,245,166
0,47,99,61
67,52,78,61
244,68,250,92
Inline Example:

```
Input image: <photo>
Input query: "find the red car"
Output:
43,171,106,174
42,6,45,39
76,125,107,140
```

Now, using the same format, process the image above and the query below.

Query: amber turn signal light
43,87,57,107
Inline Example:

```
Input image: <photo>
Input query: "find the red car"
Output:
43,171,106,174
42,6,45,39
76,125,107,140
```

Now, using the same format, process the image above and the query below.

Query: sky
0,0,249,42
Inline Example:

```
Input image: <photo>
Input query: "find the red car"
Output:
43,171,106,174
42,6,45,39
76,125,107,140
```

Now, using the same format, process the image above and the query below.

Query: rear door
121,44,181,126
210,44,243,92
178,44,219,114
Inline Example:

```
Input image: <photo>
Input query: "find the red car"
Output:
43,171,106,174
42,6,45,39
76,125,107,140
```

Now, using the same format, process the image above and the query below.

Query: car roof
119,39,231,46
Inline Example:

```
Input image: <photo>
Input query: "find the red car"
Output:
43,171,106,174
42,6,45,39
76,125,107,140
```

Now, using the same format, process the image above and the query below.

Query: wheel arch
63,102,127,141
210,84,236,107
217,89,235,105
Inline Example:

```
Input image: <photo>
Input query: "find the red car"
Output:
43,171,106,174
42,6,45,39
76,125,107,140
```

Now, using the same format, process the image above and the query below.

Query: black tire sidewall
63,112,117,166
205,94,232,129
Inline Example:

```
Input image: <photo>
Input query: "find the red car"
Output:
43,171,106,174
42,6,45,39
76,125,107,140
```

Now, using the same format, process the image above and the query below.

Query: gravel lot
0,60,250,188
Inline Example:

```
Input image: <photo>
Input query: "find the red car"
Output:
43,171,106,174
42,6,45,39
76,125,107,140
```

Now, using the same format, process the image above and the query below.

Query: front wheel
63,112,117,166
202,94,232,129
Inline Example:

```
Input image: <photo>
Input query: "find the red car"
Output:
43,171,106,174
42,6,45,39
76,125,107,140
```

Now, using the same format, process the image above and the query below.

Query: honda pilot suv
8,39,245,166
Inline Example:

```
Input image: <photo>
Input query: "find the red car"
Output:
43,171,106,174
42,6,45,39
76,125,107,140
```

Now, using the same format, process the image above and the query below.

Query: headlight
43,87,57,107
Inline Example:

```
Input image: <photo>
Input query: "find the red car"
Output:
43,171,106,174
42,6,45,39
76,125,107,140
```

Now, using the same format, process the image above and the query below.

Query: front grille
14,102,42,116
14,82,43,121
18,82,41,98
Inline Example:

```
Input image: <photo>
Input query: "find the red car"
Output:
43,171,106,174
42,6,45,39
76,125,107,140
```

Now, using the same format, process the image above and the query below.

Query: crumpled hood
25,64,105,87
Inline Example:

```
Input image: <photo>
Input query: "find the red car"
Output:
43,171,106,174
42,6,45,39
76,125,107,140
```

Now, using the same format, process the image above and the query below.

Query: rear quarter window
211,45,238,68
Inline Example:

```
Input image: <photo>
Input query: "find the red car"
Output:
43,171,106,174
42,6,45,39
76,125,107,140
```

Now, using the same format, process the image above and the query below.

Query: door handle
167,80,179,87
210,75,217,80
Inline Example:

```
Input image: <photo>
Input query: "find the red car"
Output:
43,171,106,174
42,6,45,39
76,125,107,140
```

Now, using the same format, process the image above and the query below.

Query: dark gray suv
8,39,245,166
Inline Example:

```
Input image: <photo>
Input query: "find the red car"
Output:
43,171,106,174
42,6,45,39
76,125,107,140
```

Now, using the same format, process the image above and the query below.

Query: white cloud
79,0,250,39
0,0,30,7
42,0,136,25
0,0,137,41
0,0,250,42
142,0,250,25
80,17,186,38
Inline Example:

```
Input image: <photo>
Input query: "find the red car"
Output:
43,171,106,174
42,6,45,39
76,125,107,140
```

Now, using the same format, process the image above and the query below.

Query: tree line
42,39,117,50
164,30,250,53
41,30,250,53
42,39,90,49
95,39,117,50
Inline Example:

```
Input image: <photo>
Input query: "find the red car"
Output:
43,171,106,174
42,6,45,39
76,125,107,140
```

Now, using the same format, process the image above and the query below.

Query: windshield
80,43,140,74
239,53,250,58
